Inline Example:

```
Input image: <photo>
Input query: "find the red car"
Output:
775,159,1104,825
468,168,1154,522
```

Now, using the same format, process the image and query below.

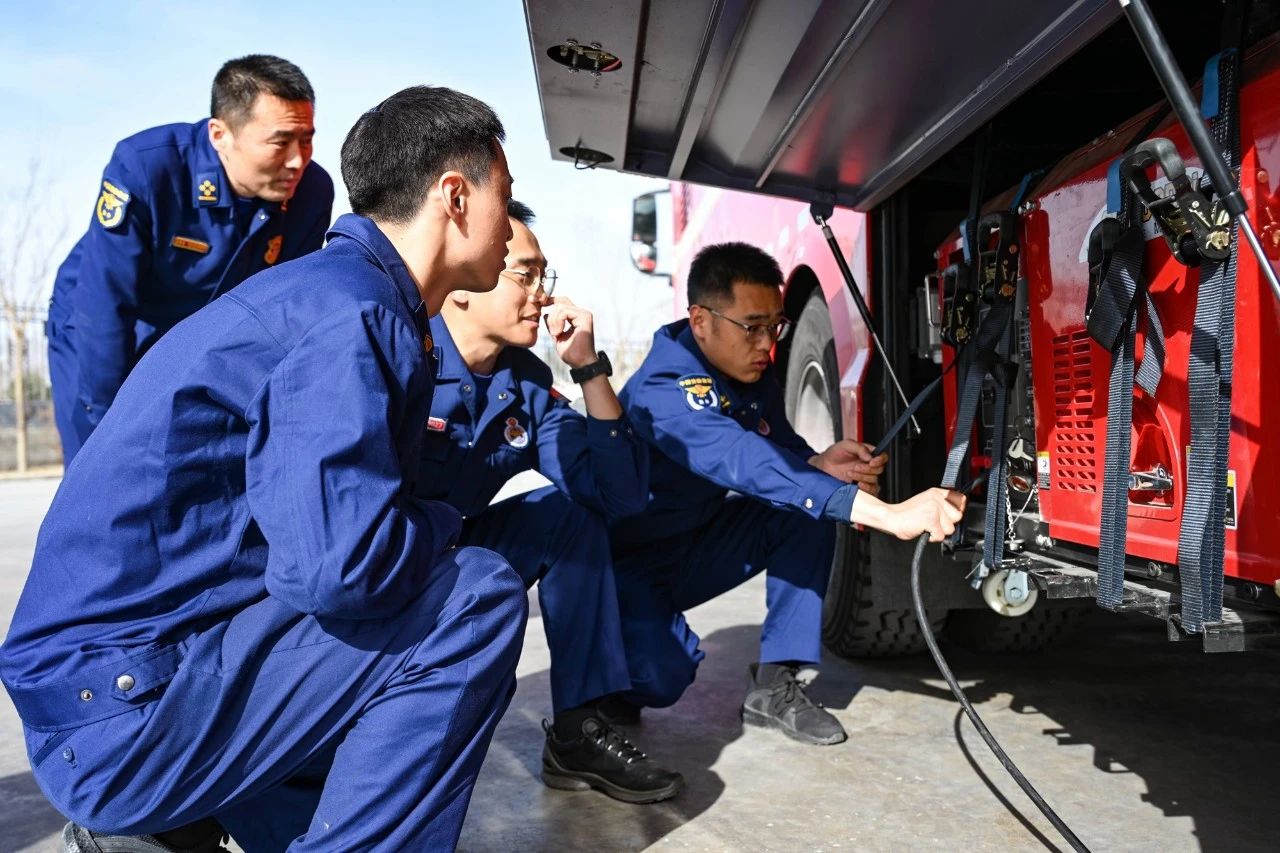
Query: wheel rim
793,359,835,449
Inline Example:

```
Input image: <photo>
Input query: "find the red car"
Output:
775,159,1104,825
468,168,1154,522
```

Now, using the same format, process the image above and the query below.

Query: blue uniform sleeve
72,144,153,437
246,305,463,619
628,367,844,520
822,482,859,523
534,391,650,521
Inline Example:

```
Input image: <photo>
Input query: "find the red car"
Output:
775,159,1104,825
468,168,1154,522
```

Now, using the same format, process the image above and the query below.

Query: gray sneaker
63,819,230,853
740,663,847,746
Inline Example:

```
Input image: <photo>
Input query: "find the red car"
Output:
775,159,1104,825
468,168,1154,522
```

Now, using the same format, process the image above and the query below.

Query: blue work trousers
23,548,527,852
462,486,632,712
612,496,837,708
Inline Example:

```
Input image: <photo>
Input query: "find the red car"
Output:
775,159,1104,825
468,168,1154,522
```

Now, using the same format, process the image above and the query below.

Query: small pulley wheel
981,568,1038,617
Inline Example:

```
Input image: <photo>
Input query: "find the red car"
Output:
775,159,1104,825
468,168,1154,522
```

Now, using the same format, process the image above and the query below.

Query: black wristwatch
569,350,613,384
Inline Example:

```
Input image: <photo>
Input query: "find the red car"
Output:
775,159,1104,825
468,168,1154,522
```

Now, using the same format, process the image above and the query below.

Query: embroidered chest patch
264,235,283,265
503,417,529,449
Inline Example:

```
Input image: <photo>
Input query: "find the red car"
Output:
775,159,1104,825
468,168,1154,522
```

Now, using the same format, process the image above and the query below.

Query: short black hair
341,86,506,224
211,55,315,129
507,199,535,226
688,242,783,307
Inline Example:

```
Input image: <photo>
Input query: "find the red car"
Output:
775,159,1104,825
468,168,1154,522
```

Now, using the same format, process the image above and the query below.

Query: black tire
944,603,1093,654
784,289,944,658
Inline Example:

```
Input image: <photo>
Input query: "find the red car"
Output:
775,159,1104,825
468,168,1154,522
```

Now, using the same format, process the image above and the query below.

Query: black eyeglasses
501,267,558,297
694,305,793,342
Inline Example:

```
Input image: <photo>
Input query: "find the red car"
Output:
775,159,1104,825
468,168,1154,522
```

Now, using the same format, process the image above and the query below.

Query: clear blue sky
0,0,674,344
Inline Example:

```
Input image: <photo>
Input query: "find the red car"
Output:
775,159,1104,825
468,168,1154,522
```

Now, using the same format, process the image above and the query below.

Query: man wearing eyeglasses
608,241,966,746
413,200,683,804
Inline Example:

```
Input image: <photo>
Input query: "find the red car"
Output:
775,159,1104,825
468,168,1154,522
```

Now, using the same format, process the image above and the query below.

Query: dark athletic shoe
63,819,230,853
541,718,683,804
594,693,642,726
740,663,848,746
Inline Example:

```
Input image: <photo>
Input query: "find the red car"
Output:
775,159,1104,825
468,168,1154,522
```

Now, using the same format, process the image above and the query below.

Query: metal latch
1128,464,1173,494
917,273,944,363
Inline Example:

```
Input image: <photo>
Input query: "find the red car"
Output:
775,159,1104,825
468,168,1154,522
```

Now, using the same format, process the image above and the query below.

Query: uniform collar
430,315,471,381
430,315,520,383
429,315,523,432
326,213,428,336
190,118,282,215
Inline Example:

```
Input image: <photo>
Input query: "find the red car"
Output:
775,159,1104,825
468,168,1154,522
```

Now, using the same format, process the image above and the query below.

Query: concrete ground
3,477,1279,852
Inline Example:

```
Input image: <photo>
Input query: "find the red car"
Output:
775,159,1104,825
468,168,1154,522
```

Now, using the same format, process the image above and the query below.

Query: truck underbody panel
525,0,1120,209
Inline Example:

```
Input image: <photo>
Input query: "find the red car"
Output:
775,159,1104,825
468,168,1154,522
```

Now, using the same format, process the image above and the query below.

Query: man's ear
447,290,471,309
688,305,708,341
438,172,467,224
208,118,231,153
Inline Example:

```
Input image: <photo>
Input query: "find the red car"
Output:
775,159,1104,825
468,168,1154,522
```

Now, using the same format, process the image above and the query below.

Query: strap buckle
940,264,976,346
974,212,1020,303
1121,138,1231,265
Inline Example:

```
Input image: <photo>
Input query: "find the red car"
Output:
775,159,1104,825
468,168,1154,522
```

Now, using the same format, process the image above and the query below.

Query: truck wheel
784,289,942,657
944,604,1092,653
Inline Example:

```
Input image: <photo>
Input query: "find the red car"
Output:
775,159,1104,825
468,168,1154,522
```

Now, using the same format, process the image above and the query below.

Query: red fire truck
522,0,1280,655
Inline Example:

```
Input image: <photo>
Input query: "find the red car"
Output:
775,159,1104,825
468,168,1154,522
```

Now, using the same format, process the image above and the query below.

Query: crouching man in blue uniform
3,86,527,852
48,54,335,464
611,242,966,746
420,200,682,803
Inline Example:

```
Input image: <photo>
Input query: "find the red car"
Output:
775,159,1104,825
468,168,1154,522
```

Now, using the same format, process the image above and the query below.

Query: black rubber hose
909,533,1091,853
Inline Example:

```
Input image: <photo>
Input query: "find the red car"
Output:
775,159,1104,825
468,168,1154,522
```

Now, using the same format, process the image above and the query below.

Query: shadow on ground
0,770,66,849
460,608,1280,852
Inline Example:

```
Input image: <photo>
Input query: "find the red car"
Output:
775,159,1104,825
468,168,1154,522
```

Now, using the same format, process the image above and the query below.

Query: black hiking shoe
541,718,683,804
63,818,230,852
594,693,642,726
740,663,847,746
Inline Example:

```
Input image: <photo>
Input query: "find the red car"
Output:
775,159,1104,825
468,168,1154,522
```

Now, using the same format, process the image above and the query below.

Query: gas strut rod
809,202,921,439
1119,0,1280,305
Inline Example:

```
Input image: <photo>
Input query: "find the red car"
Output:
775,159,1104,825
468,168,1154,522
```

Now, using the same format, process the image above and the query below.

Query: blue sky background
0,0,674,345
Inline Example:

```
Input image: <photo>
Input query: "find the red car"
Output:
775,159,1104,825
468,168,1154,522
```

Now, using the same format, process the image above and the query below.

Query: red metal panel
940,41,1280,586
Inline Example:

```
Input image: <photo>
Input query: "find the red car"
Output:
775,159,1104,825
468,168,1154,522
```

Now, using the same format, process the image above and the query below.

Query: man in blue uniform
420,199,681,803
612,242,966,745
48,54,334,463
3,86,524,852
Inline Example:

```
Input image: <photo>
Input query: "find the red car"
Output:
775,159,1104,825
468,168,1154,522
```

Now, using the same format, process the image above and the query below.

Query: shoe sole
741,706,848,746
541,752,684,804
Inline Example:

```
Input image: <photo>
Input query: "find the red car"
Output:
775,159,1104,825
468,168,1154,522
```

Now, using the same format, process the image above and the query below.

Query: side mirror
630,189,673,278
630,241,659,273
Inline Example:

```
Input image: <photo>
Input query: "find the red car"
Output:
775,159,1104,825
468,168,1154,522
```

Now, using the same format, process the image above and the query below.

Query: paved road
2,477,1277,851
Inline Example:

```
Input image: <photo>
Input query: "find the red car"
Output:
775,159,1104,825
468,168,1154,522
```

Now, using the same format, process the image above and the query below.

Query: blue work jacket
48,118,334,441
612,319,854,548
415,316,648,521
2,214,459,704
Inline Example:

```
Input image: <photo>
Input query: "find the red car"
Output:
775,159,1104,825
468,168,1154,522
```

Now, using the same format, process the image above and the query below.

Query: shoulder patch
677,373,720,411
96,180,131,230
